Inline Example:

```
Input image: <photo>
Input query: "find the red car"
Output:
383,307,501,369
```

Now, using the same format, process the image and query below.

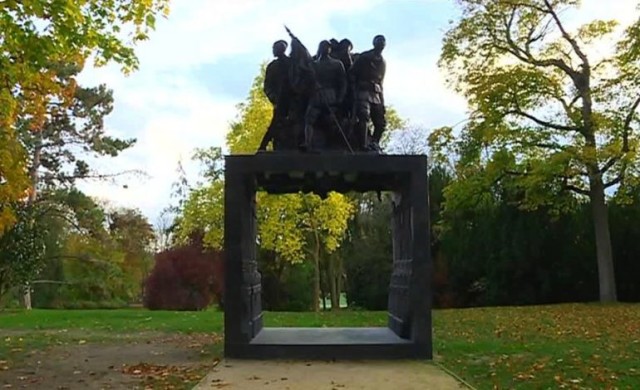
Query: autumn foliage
143,241,223,311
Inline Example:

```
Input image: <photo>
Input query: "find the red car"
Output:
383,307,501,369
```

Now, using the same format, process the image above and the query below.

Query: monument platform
224,152,432,360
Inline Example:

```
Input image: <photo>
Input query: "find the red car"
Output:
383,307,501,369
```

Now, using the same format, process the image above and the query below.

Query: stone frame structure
224,153,432,359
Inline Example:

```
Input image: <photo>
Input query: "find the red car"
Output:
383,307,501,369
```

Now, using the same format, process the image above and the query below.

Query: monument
225,29,432,360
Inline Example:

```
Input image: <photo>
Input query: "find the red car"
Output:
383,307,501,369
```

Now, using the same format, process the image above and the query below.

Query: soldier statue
349,35,387,152
258,40,292,151
301,40,347,151
335,38,354,70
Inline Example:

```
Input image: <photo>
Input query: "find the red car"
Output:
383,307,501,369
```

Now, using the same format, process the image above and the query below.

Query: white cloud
74,0,639,223
76,0,386,221
385,52,468,128
127,0,386,72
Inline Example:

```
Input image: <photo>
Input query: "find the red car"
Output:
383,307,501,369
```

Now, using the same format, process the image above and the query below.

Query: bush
143,241,223,311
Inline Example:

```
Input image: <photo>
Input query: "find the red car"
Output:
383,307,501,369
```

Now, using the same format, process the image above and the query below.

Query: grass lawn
1,303,639,389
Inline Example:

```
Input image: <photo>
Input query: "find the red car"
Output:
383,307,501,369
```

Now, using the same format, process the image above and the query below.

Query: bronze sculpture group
258,28,387,153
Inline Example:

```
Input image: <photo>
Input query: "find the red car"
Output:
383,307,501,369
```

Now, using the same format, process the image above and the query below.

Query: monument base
226,327,428,360
224,153,432,360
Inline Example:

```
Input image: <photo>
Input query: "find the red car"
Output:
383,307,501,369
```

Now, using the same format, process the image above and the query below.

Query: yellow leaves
176,181,225,249
0,127,29,234
226,64,271,154
257,192,355,263
577,20,619,44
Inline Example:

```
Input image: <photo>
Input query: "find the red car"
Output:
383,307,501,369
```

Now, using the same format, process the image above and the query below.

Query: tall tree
14,62,136,308
107,207,155,300
433,0,640,302
19,63,135,195
0,0,170,233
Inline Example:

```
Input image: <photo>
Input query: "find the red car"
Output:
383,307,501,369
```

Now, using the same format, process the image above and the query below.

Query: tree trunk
312,231,321,312
23,137,42,310
320,279,327,311
338,255,344,308
320,258,326,311
329,255,339,310
589,175,617,302
576,62,617,303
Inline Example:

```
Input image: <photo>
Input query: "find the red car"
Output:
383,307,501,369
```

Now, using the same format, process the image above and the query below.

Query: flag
286,27,313,94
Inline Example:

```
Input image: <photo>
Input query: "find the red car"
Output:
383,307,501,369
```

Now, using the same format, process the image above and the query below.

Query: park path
194,359,467,389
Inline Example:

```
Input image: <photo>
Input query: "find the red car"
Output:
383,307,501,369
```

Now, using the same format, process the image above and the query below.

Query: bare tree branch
565,184,590,196
501,5,578,77
622,94,640,152
543,0,589,66
599,157,619,175
599,95,640,174
604,175,623,188
58,169,148,182
30,280,72,285
506,108,580,132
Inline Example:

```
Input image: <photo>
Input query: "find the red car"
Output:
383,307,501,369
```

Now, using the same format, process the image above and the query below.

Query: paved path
194,359,467,390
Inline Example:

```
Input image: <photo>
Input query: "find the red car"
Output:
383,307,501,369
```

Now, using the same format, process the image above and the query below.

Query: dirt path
194,360,467,390
0,333,221,389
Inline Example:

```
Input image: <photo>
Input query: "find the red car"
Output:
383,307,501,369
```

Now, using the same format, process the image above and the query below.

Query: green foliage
12,189,156,307
433,0,640,302
107,207,155,300
259,252,315,311
341,193,393,310
434,0,640,210
177,180,224,249
0,0,169,234
0,204,47,298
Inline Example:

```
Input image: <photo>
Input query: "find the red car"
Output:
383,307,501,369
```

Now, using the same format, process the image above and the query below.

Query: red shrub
144,241,224,311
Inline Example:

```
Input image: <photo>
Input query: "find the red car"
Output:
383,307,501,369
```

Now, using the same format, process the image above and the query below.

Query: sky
75,0,639,226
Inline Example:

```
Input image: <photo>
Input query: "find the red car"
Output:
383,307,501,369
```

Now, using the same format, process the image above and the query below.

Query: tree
144,239,224,311
0,203,46,300
433,0,640,302
14,63,137,308
107,207,155,300
19,63,136,193
0,0,169,233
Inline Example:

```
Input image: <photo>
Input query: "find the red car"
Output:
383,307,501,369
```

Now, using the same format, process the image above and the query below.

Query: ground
0,331,220,389
0,304,639,389
195,360,464,389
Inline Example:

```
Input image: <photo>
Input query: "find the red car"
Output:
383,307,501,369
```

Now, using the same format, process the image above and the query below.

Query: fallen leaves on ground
435,303,640,389
122,359,219,389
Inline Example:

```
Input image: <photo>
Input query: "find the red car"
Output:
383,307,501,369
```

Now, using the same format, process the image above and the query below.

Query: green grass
0,307,226,333
433,303,640,389
0,308,386,333
2,304,640,389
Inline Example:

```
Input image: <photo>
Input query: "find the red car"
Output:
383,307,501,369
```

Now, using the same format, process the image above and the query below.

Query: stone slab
250,327,411,345
194,359,467,390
